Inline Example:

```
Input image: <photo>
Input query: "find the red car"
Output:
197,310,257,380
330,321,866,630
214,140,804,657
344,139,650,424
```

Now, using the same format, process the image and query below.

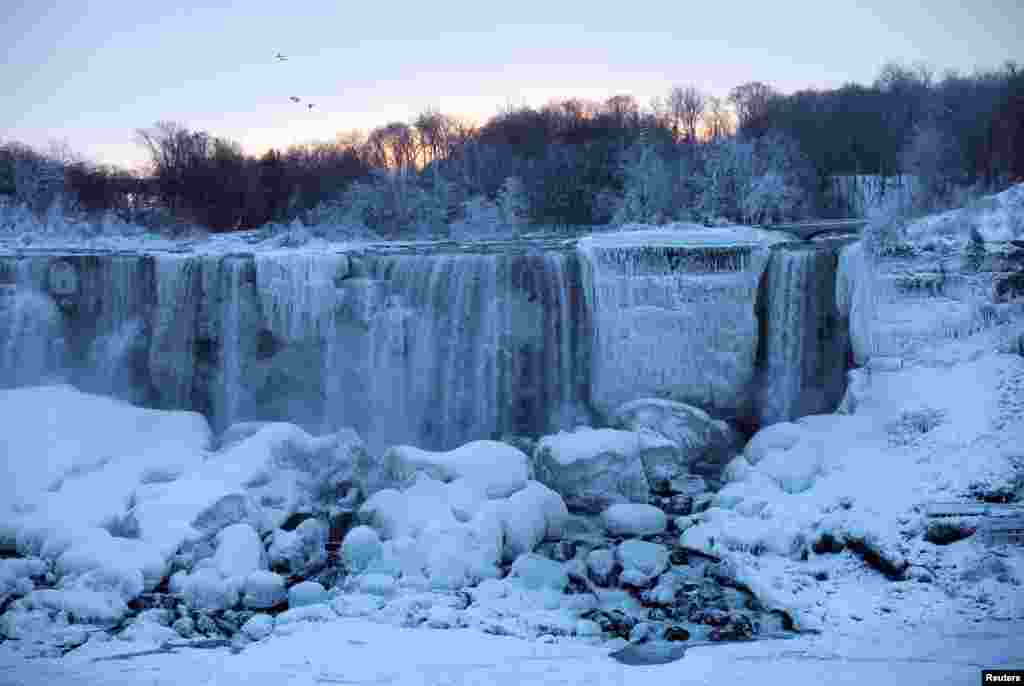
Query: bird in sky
275,53,288,62
290,96,301,103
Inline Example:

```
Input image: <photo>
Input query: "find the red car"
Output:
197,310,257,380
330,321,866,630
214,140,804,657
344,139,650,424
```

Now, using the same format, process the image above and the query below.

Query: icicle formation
149,255,202,409
79,256,152,401
254,253,349,344
577,235,771,420
214,256,260,431
0,258,65,388
758,247,849,425
323,250,589,452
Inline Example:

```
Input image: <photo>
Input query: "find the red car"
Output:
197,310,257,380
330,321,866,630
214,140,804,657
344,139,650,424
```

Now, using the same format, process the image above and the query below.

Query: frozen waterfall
577,233,773,421
0,235,852,450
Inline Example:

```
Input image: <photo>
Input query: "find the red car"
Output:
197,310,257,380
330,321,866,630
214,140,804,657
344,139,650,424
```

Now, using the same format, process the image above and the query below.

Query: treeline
1,60,1021,235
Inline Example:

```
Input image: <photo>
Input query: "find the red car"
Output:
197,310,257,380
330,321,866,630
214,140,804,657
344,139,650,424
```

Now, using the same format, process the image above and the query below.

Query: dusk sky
3,0,1021,169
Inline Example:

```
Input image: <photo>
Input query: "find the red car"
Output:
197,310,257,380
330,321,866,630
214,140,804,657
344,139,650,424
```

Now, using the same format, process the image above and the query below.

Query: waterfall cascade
757,245,850,425
0,236,850,450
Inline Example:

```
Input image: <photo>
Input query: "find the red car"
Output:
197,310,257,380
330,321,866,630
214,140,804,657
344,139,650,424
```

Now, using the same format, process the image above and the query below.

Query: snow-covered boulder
498,481,569,562
340,525,382,574
240,613,274,640
242,570,286,609
0,558,46,596
615,540,669,587
288,581,326,608
358,477,459,540
217,421,275,451
602,504,668,537
214,523,265,578
586,548,619,586
509,554,569,592
182,568,239,611
743,421,804,465
265,518,328,575
612,398,741,488
379,440,529,498
532,429,657,513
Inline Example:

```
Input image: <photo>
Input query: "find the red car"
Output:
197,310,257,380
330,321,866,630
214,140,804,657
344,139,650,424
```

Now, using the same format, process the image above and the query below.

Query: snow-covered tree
614,145,675,225
496,176,529,227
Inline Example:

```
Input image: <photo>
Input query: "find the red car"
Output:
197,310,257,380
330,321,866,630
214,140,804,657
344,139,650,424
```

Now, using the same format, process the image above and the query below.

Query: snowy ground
1,616,1021,686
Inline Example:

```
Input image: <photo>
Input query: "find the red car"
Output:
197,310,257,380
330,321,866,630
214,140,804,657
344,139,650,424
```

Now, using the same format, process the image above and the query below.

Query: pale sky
2,0,1021,169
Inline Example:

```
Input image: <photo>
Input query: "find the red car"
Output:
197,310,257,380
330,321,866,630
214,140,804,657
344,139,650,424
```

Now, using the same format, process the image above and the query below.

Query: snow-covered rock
274,603,337,634
242,570,286,609
288,581,327,608
532,429,658,512
331,592,386,617
355,573,397,596
214,523,265,578
509,554,569,592
340,525,382,574
359,477,459,541
601,504,668,537
615,540,669,587
240,613,275,640
182,568,240,611
379,441,529,498
0,558,46,596
498,481,569,562
586,548,619,586
612,398,741,488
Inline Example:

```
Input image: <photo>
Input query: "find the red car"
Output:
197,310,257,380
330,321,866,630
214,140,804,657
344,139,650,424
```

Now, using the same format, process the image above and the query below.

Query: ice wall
325,251,590,451
577,232,774,421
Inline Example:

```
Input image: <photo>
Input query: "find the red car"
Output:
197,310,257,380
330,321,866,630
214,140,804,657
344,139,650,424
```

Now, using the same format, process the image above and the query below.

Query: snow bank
903,183,1024,246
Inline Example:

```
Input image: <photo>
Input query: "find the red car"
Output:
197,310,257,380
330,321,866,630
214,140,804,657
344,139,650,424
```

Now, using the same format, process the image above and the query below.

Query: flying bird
290,96,301,103
275,53,288,62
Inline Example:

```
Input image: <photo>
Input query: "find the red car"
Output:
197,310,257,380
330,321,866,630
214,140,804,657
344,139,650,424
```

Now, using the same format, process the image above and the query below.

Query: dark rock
669,548,688,566
650,494,693,517
194,613,219,636
664,626,690,642
535,541,577,562
708,614,755,641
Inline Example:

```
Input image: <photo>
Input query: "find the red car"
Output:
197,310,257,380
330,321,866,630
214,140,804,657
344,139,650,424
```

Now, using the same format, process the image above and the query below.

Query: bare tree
668,86,706,143
703,97,734,140
728,82,776,138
